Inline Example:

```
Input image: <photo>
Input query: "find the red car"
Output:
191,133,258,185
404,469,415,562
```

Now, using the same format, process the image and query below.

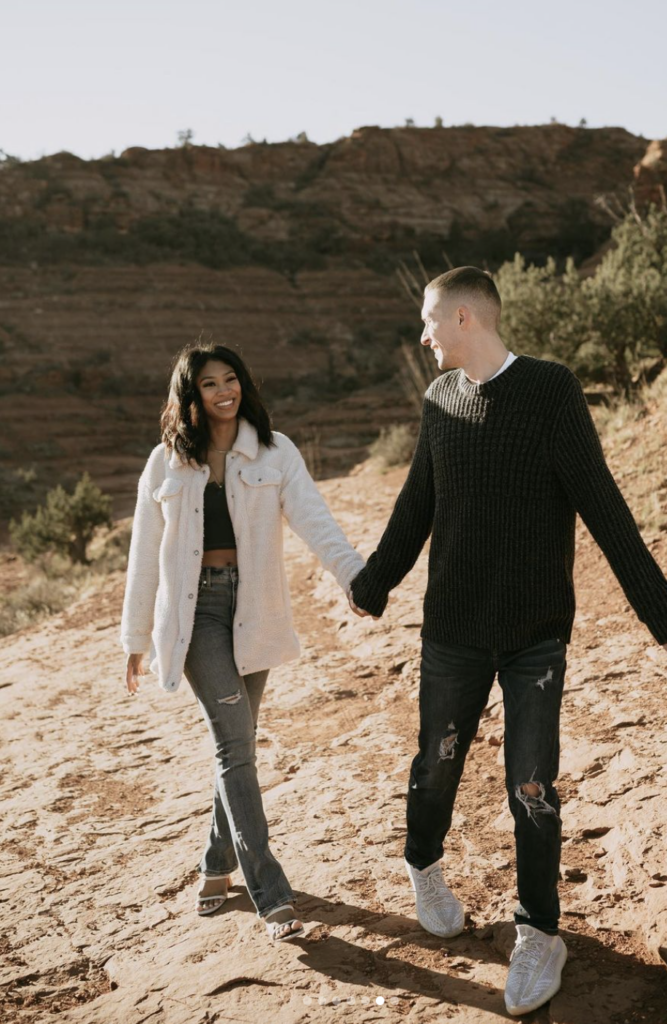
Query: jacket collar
168,416,259,469
229,417,259,461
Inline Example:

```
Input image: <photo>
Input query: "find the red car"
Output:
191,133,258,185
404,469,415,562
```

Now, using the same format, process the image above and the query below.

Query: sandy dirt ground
2,461,667,1024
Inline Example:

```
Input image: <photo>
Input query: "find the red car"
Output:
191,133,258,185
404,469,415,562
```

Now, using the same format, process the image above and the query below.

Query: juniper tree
10,473,113,565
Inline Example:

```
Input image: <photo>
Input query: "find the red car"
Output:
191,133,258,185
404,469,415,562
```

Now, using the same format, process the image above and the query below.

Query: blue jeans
183,566,296,918
405,636,567,935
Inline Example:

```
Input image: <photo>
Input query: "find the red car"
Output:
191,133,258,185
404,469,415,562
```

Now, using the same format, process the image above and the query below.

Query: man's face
420,290,462,370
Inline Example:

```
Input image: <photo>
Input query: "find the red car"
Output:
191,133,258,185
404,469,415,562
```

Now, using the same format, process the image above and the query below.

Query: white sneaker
405,858,465,938
504,924,567,1015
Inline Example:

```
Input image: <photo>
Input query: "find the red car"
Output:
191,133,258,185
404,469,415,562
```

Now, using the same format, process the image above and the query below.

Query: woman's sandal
195,873,231,916
264,904,305,942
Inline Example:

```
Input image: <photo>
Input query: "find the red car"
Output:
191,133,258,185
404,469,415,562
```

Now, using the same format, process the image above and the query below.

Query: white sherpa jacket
120,417,365,692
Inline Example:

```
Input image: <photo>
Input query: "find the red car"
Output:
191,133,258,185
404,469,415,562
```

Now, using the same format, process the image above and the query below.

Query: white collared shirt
487,351,517,381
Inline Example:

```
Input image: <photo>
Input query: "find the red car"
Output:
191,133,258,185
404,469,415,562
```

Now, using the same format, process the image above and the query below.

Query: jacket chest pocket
239,465,282,509
153,478,184,521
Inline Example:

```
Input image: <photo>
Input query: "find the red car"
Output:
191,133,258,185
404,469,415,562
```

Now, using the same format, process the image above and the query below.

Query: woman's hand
125,653,145,695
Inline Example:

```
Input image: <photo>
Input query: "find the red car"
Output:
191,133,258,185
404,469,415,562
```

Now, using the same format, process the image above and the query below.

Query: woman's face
196,360,243,426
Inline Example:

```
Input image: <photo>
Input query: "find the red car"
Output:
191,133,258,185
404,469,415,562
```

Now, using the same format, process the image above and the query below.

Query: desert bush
0,519,130,637
369,423,416,470
9,472,113,564
495,253,585,364
578,204,667,394
0,466,45,521
0,572,80,636
399,338,438,413
88,519,131,572
495,202,667,394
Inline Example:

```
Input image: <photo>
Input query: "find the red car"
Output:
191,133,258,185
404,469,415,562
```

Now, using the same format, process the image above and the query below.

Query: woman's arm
279,441,365,594
119,464,165,655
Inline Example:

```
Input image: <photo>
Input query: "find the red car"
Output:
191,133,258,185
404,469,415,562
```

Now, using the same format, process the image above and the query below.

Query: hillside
1,367,666,1023
0,123,652,526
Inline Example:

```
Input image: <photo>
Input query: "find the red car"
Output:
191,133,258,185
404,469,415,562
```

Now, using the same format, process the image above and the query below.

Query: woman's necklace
207,449,227,489
208,465,224,489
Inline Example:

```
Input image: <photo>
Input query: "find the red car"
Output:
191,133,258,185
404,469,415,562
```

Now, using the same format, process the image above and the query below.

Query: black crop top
203,482,236,550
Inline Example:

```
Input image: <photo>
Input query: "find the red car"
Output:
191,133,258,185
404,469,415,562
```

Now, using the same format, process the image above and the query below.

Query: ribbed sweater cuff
349,567,389,617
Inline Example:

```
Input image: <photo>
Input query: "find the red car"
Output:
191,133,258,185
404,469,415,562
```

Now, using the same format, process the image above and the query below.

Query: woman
120,342,365,942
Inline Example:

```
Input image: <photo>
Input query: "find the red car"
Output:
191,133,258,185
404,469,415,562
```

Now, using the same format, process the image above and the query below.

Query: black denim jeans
405,636,567,934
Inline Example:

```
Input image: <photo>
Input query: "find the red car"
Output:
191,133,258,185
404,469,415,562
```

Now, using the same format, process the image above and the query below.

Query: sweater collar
456,353,527,396
168,416,259,469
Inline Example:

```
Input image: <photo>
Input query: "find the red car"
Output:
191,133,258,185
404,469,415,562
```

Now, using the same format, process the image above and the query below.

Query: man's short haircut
425,266,502,328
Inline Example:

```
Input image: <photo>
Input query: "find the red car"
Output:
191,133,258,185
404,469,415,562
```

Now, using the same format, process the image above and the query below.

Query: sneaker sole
505,942,568,1015
417,914,465,939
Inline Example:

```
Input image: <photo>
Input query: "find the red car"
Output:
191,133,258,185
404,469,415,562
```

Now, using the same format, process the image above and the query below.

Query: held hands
347,589,381,620
125,653,145,695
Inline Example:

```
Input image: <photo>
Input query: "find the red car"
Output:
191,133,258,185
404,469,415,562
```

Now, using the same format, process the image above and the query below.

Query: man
347,266,667,1016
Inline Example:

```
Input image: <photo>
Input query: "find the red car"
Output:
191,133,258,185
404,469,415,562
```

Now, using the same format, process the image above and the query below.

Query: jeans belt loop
205,566,212,588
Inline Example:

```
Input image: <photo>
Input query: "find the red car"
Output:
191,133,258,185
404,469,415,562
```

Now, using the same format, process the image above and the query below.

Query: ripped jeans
405,636,566,934
183,566,296,918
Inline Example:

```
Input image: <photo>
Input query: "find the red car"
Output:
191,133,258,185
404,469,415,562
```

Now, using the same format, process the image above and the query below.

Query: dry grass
594,369,667,538
0,520,131,637
369,423,416,472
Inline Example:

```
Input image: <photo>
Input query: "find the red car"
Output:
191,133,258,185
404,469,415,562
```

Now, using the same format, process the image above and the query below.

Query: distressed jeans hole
515,777,559,828
535,666,554,690
217,690,242,705
438,723,458,761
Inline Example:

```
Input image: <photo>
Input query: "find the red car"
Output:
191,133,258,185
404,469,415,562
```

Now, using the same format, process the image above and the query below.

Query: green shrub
579,204,667,394
495,253,585,364
495,203,667,394
9,472,113,564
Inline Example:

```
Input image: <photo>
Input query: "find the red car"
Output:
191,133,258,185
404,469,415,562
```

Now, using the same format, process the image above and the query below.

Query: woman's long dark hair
160,343,276,465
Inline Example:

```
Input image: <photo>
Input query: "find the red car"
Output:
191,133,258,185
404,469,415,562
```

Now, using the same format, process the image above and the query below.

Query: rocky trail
2,447,667,1024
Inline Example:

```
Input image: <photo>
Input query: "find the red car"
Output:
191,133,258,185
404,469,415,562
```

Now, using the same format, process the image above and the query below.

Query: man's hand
125,653,145,695
348,591,380,621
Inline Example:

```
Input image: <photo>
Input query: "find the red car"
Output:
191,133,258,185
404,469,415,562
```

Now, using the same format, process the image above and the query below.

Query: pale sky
2,0,665,161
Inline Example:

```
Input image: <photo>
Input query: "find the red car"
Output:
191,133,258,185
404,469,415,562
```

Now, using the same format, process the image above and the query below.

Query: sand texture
2,459,667,1023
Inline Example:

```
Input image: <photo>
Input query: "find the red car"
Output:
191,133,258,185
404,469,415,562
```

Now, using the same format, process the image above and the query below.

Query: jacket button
194,550,199,555
238,622,242,627
195,508,199,513
188,593,194,599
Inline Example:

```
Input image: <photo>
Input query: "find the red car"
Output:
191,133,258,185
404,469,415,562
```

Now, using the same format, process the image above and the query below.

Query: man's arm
350,395,435,617
552,377,667,646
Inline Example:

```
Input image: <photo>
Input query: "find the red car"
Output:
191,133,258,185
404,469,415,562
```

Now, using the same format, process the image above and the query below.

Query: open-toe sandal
195,874,231,916
264,904,305,942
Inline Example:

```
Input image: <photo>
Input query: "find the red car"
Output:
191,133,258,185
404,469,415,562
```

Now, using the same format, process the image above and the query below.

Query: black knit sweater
350,355,667,649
